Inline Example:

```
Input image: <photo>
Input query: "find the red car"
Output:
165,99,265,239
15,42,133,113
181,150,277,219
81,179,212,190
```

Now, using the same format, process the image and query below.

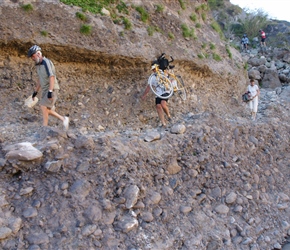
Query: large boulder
248,69,261,80
261,68,282,89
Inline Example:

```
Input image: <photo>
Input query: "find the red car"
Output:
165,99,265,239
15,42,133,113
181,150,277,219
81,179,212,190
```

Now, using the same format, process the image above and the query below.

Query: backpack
157,53,169,71
242,91,251,102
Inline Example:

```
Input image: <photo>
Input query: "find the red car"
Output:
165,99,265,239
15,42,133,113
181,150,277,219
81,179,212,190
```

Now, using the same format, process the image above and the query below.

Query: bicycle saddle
169,65,175,69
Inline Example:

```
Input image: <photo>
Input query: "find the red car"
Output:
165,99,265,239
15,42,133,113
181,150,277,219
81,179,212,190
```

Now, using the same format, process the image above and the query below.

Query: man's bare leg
156,104,166,126
160,100,171,119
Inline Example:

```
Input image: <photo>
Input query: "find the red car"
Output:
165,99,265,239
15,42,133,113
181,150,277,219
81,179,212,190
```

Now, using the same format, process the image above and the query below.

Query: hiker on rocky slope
247,79,260,121
27,45,69,130
141,63,172,127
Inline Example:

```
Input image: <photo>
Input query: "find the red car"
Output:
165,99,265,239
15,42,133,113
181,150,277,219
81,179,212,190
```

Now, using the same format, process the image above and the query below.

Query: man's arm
49,76,55,91
32,80,41,100
141,85,150,100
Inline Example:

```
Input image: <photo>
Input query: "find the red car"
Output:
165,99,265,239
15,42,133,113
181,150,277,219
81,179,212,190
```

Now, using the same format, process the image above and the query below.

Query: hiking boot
63,116,69,130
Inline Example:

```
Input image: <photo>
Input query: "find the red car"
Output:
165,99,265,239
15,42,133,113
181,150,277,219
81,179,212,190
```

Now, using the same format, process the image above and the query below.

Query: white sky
230,0,290,22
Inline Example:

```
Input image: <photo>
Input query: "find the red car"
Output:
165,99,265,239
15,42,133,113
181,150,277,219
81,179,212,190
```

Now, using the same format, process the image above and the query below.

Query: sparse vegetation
147,26,161,36
123,17,132,30
40,30,48,37
201,13,206,21
213,53,222,61
168,32,175,39
231,9,269,38
200,4,208,11
155,4,164,13
211,21,224,39
209,43,216,50
116,1,128,14
195,6,202,14
208,0,225,10
202,43,207,49
76,12,87,21
21,3,33,12
190,14,197,22
60,0,115,14
135,6,149,23
179,0,186,10
226,45,232,59
198,53,205,59
80,24,92,35
181,24,195,38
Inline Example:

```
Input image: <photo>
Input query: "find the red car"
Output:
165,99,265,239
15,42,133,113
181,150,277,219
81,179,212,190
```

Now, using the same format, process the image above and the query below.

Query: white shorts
249,96,258,112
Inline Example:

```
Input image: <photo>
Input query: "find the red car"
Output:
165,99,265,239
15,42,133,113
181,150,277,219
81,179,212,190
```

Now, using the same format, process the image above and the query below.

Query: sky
230,0,290,22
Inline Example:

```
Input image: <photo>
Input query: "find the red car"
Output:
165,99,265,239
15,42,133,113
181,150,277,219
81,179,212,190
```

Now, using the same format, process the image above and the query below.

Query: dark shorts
261,38,266,42
155,93,169,105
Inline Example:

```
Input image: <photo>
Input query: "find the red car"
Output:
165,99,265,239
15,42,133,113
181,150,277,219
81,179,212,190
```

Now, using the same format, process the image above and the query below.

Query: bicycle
148,55,187,100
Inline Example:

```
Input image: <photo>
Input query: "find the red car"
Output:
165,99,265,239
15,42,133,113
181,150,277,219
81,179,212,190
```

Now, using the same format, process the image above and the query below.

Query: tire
148,72,174,99
175,75,187,100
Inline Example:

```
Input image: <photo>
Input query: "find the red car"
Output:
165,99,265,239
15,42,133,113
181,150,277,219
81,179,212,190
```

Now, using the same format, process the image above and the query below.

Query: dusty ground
0,1,290,250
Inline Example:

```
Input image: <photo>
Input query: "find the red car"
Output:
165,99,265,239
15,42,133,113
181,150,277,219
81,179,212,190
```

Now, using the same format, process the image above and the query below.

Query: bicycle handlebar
169,56,174,63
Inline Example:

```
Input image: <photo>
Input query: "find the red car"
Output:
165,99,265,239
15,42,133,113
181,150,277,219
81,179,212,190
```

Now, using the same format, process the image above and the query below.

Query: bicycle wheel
175,75,187,100
148,72,174,99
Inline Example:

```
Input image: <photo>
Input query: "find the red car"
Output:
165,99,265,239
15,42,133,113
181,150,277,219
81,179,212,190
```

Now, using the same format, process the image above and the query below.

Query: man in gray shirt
27,45,69,130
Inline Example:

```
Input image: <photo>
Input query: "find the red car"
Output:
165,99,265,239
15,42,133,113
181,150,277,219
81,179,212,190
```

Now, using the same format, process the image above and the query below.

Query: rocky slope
0,1,290,250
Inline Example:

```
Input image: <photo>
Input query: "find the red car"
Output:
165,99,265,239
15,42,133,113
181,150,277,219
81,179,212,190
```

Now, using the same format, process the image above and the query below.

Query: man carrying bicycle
141,63,172,128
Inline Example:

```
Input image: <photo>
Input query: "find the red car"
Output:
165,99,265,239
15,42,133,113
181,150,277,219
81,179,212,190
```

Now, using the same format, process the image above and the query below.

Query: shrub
123,17,132,30
200,4,208,11
40,30,48,37
201,13,206,21
76,12,87,21
155,4,164,13
209,43,215,50
226,45,232,59
60,0,115,14
179,0,186,10
190,14,197,22
80,24,92,35
21,4,33,12
136,6,149,22
202,43,207,49
238,9,269,38
211,21,224,39
208,0,225,10
198,54,204,59
195,23,201,28
168,32,175,39
213,53,222,61
181,24,195,38
226,5,242,16
147,26,155,36
195,6,202,13
117,1,128,14
113,18,122,24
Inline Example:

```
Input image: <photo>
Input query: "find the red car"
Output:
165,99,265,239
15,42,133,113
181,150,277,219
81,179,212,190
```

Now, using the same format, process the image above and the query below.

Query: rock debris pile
0,82,290,249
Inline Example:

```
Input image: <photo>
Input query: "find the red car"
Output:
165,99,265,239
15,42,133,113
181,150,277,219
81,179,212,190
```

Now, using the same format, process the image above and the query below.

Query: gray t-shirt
36,57,60,94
